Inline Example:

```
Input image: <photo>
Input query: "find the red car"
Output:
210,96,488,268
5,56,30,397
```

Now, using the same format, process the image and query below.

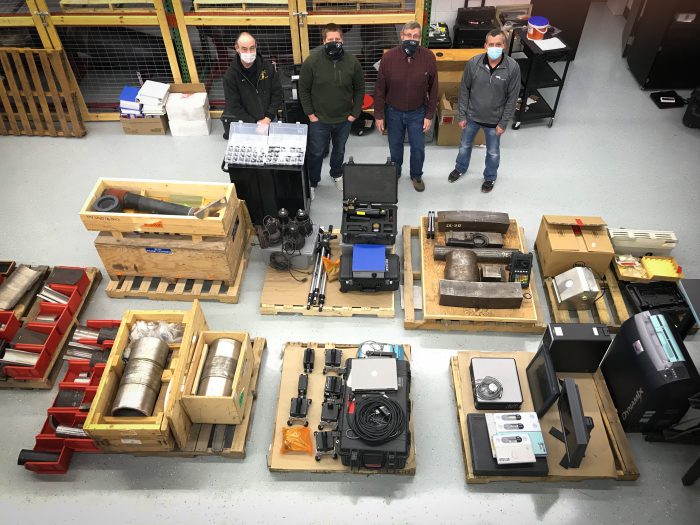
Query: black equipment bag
683,87,700,128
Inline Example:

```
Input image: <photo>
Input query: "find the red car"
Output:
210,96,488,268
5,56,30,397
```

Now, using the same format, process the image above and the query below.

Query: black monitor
526,344,560,418
549,378,594,469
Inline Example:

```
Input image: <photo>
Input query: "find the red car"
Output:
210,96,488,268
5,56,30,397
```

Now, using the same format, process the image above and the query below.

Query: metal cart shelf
509,29,572,129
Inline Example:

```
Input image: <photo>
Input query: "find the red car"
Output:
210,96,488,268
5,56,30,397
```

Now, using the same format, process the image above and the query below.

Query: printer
601,311,700,432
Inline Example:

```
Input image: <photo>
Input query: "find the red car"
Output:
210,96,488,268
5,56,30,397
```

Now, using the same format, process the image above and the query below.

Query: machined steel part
73,326,100,341
55,425,89,438
37,286,70,304
0,265,44,310
433,246,520,263
197,338,242,397
111,337,170,417
445,249,479,282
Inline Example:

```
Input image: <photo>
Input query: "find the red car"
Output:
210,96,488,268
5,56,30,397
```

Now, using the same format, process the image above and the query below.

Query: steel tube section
197,338,242,397
112,337,169,417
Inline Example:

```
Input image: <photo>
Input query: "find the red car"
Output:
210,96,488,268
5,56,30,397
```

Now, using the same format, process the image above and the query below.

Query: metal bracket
292,11,309,26
33,11,50,27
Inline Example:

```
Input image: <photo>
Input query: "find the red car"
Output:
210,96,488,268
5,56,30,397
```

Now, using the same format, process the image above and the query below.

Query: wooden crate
260,230,395,318
94,200,251,284
450,351,639,483
181,331,254,425
59,0,156,11
267,342,416,475
79,178,237,237
138,337,266,459
539,254,631,332
402,222,545,333
0,268,101,390
193,0,289,11
84,301,208,452
0,48,85,138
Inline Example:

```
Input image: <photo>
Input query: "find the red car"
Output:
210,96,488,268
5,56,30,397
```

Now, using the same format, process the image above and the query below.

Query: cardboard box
120,115,168,135
181,331,254,425
433,48,484,99
535,215,615,277
436,94,485,146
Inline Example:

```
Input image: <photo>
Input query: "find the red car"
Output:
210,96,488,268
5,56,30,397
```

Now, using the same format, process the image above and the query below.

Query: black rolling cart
508,28,572,129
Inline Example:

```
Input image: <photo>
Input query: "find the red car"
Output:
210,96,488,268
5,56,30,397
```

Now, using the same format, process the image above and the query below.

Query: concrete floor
1,3,700,524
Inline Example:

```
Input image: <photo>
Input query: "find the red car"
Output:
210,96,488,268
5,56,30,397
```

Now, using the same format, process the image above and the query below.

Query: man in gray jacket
448,29,520,192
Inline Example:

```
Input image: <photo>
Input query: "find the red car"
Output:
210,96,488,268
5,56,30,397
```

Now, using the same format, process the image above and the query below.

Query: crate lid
342,160,398,204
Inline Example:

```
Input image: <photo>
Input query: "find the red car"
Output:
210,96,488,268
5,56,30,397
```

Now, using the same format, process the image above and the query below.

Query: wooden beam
170,0,199,82
50,15,160,25
0,17,35,27
183,15,292,26
87,112,120,121
305,13,415,24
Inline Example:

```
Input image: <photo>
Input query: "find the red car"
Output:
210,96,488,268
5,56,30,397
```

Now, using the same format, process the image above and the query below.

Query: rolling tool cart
509,28,572,129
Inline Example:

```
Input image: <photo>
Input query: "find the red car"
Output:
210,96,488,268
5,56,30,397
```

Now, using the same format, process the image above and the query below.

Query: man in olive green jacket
299,23,365,194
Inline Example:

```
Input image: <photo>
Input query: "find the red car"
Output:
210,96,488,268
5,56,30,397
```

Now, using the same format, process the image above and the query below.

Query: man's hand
347,115,356,122
459,120,467,129
495,125,505,137
376,119,385,133
423,118,432,133
308,114,319,123
257,117,271,125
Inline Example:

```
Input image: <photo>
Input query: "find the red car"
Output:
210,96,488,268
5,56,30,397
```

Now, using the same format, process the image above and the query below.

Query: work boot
334,177,344,191
412,178,425,192
481,180,495,193
448,169,463,183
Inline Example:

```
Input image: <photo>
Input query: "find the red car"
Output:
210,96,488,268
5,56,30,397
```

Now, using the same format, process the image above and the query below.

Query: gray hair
485,29,507,44
401,21,421,33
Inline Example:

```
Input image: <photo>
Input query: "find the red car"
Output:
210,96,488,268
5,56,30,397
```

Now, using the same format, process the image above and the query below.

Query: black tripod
307,226,336,311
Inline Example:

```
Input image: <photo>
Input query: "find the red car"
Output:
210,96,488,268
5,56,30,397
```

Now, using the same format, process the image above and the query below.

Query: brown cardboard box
433,48,483,99
120,115,168,135
436,94,485,146
535,215,615,277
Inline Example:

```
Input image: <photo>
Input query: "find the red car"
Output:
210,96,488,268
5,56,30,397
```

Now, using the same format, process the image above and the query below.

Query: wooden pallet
193,0,289,11
59,0,156,11
105,232,252,304
259,230,395,318
0,48,85,137
402,222,545,333
0,268,102,390
450,351,639,484
137,337,266,459
268,342,416,475
539,255,631,332
310,0,406,10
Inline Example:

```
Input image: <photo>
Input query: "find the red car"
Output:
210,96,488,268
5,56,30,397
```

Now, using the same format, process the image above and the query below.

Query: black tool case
341,159,398,245
338,359,411,470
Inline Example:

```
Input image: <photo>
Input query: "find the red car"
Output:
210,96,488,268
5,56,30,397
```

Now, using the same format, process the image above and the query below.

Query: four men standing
224,24,520,196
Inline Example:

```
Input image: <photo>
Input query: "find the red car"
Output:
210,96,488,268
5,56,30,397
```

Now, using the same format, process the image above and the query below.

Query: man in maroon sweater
374,21,438,192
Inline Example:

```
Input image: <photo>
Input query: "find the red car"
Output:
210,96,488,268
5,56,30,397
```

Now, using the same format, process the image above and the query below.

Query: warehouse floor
1,3,699,524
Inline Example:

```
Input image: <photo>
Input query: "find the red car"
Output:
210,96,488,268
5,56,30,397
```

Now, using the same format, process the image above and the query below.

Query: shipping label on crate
145,247,173,255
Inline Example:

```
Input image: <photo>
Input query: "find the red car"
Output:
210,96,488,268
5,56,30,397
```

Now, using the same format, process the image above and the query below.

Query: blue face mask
487,47,503,61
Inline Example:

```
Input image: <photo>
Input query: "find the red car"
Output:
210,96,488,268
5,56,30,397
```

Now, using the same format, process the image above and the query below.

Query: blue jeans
385,105,425,180
454,120,500,182
306,120,351,187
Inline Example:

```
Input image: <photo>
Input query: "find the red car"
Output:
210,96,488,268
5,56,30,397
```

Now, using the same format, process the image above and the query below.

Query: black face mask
324,41,344,60
401,39,419,57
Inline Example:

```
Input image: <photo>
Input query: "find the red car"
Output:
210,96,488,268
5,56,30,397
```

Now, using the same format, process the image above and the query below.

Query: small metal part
297,373,309,396
322,348,344,375
427,210,436,239
323,375,342,399
35,313,59,323
318,399,341,430
314,430,338,461
55,425,89,438
73,326,100,341
288,396,311,426
93,194,122,213
37,286,71,304
112,337,170,417
303,347,315,373
193,197,227,219
481,264,506,282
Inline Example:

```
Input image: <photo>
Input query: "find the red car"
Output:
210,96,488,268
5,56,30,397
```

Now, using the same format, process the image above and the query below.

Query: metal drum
197,338,242,397
112,337,170,417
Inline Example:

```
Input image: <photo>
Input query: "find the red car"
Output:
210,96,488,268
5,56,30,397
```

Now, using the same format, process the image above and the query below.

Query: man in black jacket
222,32,283,139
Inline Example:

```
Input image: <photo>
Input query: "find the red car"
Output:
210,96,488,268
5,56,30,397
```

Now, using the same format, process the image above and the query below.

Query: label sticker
554,327,564,336
121,438,142,445
145,247,172,254
593,327,599,336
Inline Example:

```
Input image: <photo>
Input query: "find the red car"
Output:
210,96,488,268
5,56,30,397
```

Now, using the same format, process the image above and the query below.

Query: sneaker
448,169,463,183
333,176,344,191
481,180,495,193
309,187,316,201
412,178,425,192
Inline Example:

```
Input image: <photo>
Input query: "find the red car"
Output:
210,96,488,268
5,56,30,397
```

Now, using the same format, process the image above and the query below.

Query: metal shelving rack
508,28,572,129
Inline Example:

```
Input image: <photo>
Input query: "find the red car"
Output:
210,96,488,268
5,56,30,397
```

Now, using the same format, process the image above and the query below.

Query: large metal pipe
112,337,169,417
197,338,242,397
433,246,520,263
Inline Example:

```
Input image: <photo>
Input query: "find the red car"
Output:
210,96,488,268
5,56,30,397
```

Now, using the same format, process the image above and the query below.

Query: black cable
347,394,406,446
269,251,310,283
475,376,504,400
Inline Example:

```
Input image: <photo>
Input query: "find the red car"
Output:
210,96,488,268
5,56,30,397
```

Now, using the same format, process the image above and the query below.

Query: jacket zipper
241,70,263,116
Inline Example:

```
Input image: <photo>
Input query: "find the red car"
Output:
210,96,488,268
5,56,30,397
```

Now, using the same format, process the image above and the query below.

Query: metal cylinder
197,338,242,397
445,249,479,282
112,337,170,417
433,246,519,262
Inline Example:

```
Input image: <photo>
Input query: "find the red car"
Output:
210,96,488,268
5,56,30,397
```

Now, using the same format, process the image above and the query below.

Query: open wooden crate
80,178,237,238
84,301,207,452
450,351,639,484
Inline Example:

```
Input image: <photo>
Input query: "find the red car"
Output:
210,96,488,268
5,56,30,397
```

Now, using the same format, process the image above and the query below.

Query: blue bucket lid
529,16,549,27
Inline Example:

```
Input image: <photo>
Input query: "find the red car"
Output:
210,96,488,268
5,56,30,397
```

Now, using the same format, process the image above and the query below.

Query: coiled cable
347,394,406,445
